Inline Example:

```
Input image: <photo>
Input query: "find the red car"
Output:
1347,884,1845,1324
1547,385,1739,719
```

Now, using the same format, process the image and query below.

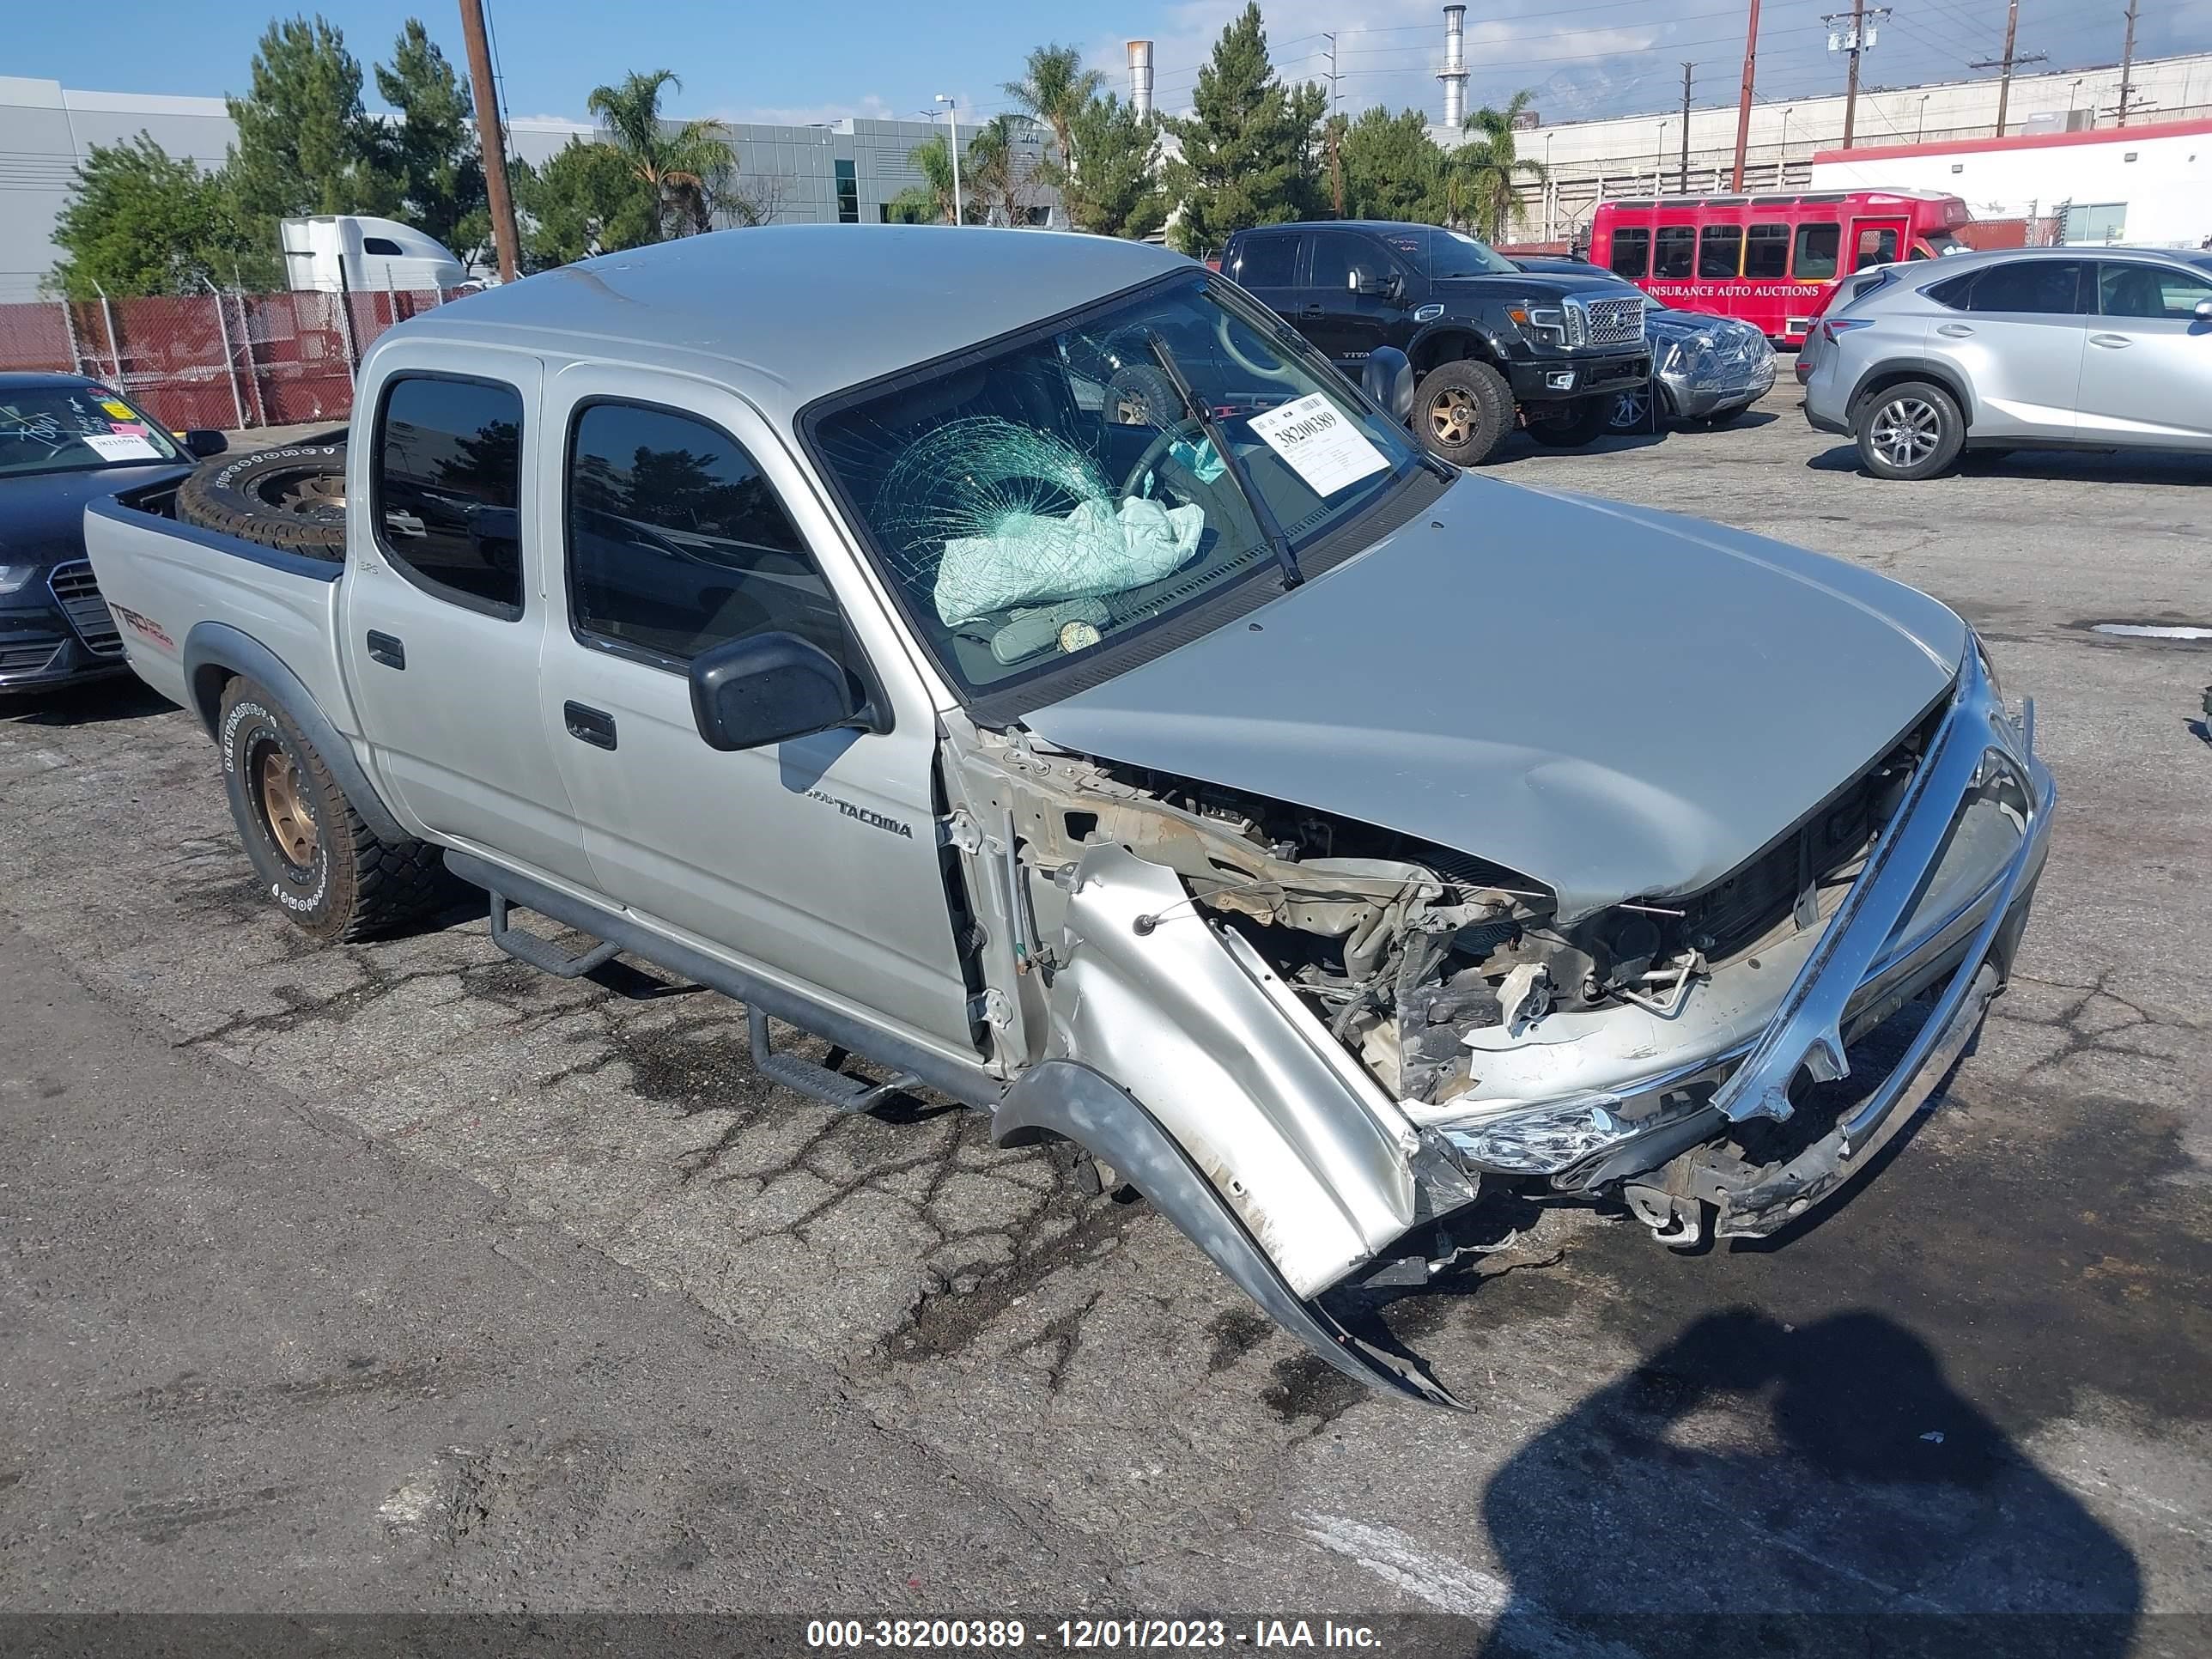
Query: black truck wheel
179,445,349,560
1523,394,1614,447
1415,359,1513,467
216,677,449,942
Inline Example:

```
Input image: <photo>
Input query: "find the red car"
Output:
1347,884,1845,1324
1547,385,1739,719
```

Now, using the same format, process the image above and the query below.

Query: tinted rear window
375,375,526,617
1607,228,1650,279
1654,227,1694,278
1231,234,1299,288
1967,260,2087,314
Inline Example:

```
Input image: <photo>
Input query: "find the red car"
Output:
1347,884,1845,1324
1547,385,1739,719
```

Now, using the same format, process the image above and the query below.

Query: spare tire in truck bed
177,444,349,560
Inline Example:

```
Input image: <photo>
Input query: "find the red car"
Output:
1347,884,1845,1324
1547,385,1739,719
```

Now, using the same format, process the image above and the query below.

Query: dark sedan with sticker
0,372,223,693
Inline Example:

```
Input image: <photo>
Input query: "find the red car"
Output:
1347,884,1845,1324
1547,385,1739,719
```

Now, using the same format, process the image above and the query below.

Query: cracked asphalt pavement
3,386,2209,1650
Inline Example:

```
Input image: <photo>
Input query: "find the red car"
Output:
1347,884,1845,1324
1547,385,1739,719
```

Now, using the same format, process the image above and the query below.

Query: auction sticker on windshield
1247,393,1388,496
82,432,161,463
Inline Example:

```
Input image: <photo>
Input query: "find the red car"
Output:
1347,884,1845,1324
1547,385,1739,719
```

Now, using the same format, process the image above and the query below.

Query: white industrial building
0,73,1055,301
1438,50,2212,246
1809,118,2212,248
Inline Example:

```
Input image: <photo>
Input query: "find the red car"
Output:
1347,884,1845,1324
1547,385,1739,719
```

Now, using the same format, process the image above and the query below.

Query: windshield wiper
1146,330,1303,590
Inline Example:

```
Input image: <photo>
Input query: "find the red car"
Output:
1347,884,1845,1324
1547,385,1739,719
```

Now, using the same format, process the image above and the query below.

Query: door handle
562,701,617,750
2089,332,2133,349
365,630,405,669
1936,323,1974,337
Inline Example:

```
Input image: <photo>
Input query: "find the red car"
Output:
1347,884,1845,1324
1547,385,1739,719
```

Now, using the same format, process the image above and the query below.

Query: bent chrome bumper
1568,646,2053,1237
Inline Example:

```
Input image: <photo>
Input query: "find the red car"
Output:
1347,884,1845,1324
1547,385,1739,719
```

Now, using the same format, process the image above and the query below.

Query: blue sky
9,0,2204,129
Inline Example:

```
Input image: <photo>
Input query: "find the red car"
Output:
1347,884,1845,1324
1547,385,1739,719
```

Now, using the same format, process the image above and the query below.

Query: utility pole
458,0,519,283
1825,1,1888,150
1680,63,1694,192
1731,0,1764,190
2118,0,2140,126
1322,32,1342,118
1970,0,2047,137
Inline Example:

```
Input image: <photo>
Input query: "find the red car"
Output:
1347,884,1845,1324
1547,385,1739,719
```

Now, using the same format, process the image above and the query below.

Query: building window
835,159,860,224
1744,222,1790,279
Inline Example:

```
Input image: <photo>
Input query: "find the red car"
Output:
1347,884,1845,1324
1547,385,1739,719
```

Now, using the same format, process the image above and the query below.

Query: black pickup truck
1221,221,1650,465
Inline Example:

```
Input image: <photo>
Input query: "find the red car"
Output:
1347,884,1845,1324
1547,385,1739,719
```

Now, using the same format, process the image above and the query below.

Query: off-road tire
216,677,447,942
179,445,349,560
1414,359,1514,467
1523,393,1614,448
1853,380,1966,481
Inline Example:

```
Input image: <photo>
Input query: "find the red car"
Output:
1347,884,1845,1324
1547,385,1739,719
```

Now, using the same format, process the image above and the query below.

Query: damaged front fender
993,1060,1464,1408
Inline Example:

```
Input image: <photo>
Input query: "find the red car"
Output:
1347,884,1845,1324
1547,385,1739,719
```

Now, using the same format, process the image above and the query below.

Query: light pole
1917,93,1929,143
1655,121,1668,193
934,94,963,225
1543,131,1554,240
1779,106,1793,185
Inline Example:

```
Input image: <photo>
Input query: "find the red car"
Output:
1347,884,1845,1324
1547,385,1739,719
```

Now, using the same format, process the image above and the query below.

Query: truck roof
386,225,1194,424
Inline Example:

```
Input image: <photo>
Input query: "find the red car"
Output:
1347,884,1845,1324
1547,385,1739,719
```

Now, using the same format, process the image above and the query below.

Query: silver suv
1802,245,2212,479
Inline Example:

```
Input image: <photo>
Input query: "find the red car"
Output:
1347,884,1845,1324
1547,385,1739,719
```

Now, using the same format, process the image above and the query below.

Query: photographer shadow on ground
1476,1307,2140,1659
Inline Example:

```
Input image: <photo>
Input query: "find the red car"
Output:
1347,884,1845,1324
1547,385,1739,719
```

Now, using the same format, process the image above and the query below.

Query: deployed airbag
934,495,1205,626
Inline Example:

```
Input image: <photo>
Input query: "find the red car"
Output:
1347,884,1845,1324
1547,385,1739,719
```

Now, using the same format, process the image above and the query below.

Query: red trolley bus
1590,189,1972,345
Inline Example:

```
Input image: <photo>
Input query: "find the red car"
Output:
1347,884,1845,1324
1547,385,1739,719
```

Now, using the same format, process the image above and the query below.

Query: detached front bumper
1436,646,2052,1243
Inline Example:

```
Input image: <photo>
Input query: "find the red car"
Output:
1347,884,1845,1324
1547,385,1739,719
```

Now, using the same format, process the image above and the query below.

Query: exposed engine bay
960,722,1923,1134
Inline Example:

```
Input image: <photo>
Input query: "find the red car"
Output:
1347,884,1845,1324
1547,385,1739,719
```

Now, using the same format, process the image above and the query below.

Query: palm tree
1000,44,1103,193
966,114,1039,226
1453,90,1548,240
585,70,738,238
890,131,961,224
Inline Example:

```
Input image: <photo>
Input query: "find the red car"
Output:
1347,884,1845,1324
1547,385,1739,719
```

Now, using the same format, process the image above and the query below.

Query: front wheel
216,677,452,942
1854,381,1965,480
1524,394,1615,448
1608,383,1656,433
1414,359,1514,467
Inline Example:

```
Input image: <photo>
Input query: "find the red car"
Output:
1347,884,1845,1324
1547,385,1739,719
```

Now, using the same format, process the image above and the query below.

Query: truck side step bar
489,892,623,979
748,1006,919,1114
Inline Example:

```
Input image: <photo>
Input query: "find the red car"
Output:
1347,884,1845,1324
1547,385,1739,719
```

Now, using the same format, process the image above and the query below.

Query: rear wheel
1415,359,1514,467
1854,380,1965,480
216,677,450,942
1523,394,1613,447
1608,383,1656,433
179,445,349,559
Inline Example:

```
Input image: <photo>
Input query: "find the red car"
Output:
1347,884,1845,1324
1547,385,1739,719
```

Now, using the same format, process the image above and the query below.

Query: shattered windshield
808,272,1421,697
0,386,184,478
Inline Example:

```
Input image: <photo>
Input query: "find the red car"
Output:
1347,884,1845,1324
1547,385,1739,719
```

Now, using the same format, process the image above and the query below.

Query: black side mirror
1361,346,1415,424
690,631,861,751
181,428,228,458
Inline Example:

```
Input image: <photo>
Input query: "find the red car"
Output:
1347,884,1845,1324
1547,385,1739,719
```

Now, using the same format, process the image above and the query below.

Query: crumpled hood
0,464,191,562
1024,473,1966,921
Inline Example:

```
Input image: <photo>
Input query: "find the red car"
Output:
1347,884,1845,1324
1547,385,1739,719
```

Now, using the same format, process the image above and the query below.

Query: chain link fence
0,287,464,431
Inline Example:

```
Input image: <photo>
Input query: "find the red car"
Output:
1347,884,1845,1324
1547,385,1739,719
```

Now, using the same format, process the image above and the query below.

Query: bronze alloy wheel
256,743,319,869
1429,385,1479,447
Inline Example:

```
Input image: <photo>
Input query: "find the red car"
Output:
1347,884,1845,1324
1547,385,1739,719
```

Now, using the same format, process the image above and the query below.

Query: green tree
46,135,278,297
966,114,1040,226
370,19,483,254
1450,91,1548,239
1060,94,1164,240
1165,3,1327,258
225,15,393,226
511,140,659,268
585,70,737,237
888,131,962,225
1000,44,1103,191
1340,107,1445,223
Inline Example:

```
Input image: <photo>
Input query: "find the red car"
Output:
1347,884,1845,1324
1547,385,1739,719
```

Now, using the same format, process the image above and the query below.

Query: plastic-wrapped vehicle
1610,309,1778,433
82,228,2054,1405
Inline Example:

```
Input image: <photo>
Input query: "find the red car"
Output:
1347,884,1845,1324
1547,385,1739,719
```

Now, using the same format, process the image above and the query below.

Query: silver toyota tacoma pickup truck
85,228,2052,1405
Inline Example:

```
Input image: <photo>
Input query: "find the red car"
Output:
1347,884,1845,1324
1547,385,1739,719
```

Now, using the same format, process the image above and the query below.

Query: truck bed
82,475,356,736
